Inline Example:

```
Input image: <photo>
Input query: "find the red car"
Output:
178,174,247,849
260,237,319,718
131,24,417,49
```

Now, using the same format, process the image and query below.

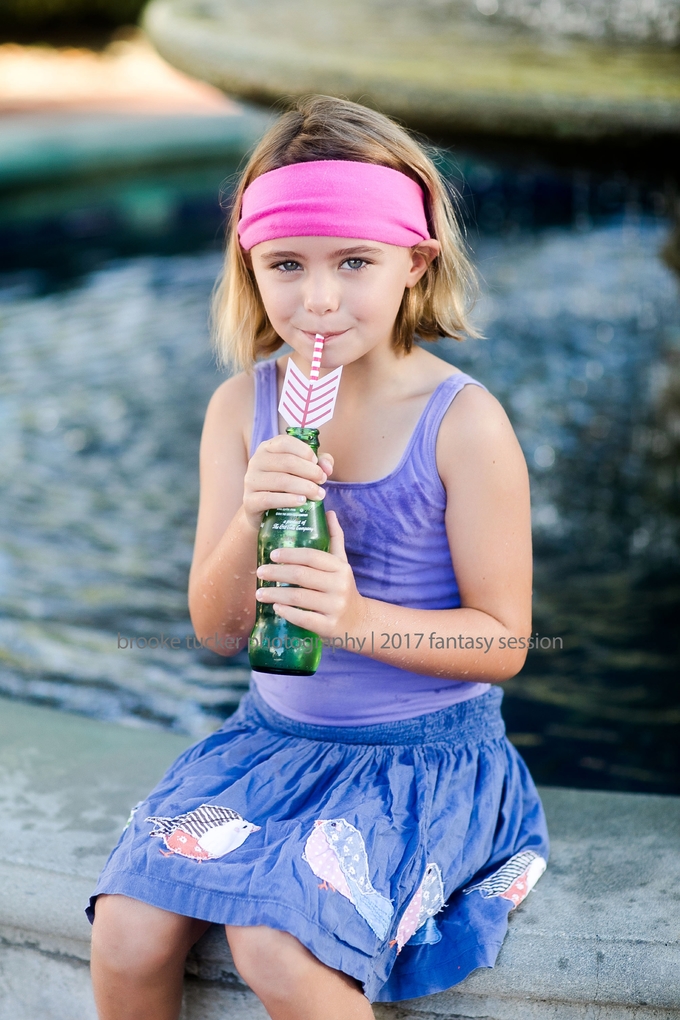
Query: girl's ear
241,248,253,270
406,240,441,288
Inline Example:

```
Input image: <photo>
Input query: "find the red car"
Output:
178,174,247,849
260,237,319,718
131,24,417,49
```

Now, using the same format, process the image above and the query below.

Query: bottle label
272,508,312,533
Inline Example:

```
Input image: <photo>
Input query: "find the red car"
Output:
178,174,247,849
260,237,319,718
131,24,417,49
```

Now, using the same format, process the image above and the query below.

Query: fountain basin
143,0,680,140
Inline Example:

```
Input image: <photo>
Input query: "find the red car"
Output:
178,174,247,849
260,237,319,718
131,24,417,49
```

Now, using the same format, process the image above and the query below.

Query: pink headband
237,160,430,251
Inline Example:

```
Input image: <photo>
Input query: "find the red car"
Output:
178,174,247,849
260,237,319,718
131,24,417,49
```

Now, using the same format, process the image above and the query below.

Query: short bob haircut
212,95,479,371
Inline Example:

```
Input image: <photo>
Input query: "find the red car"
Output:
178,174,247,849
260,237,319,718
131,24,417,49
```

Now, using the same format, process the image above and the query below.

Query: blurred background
0,0,678,793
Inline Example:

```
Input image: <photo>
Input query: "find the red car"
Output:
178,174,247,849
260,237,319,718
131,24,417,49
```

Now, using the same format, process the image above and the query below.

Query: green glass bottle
248,427,330,676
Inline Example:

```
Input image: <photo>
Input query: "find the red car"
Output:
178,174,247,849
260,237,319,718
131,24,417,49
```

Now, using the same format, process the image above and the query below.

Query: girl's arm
255,385,533,683
188,374,258,655
188,373,331,656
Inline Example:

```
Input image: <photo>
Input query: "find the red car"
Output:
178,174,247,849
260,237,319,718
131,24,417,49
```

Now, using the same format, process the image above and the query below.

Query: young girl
88,95,548,1020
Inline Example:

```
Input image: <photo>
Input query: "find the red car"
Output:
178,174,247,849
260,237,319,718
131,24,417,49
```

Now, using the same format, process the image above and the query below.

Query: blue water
0,150,678,792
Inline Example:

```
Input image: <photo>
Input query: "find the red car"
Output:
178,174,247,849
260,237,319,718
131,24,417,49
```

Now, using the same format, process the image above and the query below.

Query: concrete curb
0,698,679,1019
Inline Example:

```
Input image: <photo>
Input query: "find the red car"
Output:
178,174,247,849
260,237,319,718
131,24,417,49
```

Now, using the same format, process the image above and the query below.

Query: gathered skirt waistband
244,682,506,747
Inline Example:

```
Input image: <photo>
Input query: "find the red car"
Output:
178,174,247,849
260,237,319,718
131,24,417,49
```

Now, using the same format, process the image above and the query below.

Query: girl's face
248,235,440,368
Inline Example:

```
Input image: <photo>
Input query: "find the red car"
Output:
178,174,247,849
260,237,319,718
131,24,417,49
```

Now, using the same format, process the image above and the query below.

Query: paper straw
310,333,324,381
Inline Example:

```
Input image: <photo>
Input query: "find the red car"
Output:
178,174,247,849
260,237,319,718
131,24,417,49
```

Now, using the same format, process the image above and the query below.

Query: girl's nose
303,272,341,315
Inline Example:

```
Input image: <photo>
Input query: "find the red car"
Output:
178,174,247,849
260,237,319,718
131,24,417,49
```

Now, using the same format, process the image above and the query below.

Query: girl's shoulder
208,367,256,410
387,348,521,475
203,369,256,464
436,377,526,484
443,374,507,428
414,349,509,434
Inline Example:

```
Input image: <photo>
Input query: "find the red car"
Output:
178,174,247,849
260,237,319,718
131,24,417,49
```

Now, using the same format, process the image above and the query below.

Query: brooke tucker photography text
118,632,563,653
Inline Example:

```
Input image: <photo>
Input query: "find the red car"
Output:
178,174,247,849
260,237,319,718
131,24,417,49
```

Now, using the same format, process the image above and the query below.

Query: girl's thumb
326,510,348,562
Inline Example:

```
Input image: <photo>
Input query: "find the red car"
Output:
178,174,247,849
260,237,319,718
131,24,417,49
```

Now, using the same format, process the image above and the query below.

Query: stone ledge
0,698,679,1020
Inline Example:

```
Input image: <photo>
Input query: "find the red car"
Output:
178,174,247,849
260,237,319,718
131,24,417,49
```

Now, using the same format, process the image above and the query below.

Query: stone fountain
142,0,680,139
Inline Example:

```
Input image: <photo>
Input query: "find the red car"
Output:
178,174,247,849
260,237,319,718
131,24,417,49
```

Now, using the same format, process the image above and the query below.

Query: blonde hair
212,96,479,371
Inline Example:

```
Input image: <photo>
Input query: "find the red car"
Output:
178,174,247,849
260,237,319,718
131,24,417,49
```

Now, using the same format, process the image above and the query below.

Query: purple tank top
249,358,491,725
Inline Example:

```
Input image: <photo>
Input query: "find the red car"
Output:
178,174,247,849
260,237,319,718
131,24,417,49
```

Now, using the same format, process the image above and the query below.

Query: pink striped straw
310,333,324,381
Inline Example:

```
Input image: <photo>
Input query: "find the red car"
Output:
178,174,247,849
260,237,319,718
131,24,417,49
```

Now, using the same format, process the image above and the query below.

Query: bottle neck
286,426,320,454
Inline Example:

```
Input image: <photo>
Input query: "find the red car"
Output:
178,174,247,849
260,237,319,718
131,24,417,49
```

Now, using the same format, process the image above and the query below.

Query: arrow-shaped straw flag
278,334,343,429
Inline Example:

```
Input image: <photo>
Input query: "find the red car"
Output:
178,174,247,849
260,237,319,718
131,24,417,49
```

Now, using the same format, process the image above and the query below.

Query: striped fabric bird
303,818,394,939
146,804,260,862
393,862,445,952
463,849,547,907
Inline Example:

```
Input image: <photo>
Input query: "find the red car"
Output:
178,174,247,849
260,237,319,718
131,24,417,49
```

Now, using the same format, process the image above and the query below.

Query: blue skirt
87,684,549,1003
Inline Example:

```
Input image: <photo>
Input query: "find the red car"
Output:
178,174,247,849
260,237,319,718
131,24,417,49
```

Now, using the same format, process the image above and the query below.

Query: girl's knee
227,925,320,999
91,894,204,978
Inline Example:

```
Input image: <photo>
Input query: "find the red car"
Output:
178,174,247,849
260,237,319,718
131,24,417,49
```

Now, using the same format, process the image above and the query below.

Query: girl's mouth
302,329,347,342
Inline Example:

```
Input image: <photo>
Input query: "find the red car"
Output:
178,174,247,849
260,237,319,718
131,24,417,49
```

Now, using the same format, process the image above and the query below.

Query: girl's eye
342,258,367,270
274,261,302,273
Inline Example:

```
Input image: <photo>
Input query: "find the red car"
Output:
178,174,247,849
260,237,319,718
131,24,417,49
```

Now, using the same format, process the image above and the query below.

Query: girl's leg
226,925,374,1020
91,893,211,1020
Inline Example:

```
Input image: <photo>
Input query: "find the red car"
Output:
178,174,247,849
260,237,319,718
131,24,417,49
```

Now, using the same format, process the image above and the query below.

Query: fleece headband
237,160,430,251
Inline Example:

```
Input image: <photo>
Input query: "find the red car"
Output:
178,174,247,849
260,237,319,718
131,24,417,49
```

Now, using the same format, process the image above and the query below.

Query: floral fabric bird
393,862,445,952
146,804,260,862
303,818,394,939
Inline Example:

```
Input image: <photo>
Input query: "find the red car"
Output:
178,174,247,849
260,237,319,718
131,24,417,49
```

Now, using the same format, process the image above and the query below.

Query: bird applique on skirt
87,684,549,1003
302,818,394,939
147,804,260,861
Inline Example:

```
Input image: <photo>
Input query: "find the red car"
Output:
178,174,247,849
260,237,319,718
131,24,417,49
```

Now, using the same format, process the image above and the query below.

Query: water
0,149,678,793
449,222,680,793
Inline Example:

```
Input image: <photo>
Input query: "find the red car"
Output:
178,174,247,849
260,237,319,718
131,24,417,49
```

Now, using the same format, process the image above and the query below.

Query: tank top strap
249,359,280,457
411,372,487,488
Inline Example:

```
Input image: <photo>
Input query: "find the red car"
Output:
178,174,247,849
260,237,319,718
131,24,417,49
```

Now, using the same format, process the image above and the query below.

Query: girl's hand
243,435,334,532
255,511,366,640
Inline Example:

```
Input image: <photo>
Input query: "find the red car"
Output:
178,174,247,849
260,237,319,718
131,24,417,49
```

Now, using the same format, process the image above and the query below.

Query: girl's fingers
253,466,324,491
248,471,326,502
266,475,326,500
262,435,318,460
259,452,327,483
271,601,338,635
256,579,336,608
257,562,337,591
261,547,339,572
257,586,335,613
258,437,327,481
270,603,327,632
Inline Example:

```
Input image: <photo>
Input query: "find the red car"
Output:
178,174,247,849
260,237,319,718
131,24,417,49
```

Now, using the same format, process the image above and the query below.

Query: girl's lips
302,329,347,342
